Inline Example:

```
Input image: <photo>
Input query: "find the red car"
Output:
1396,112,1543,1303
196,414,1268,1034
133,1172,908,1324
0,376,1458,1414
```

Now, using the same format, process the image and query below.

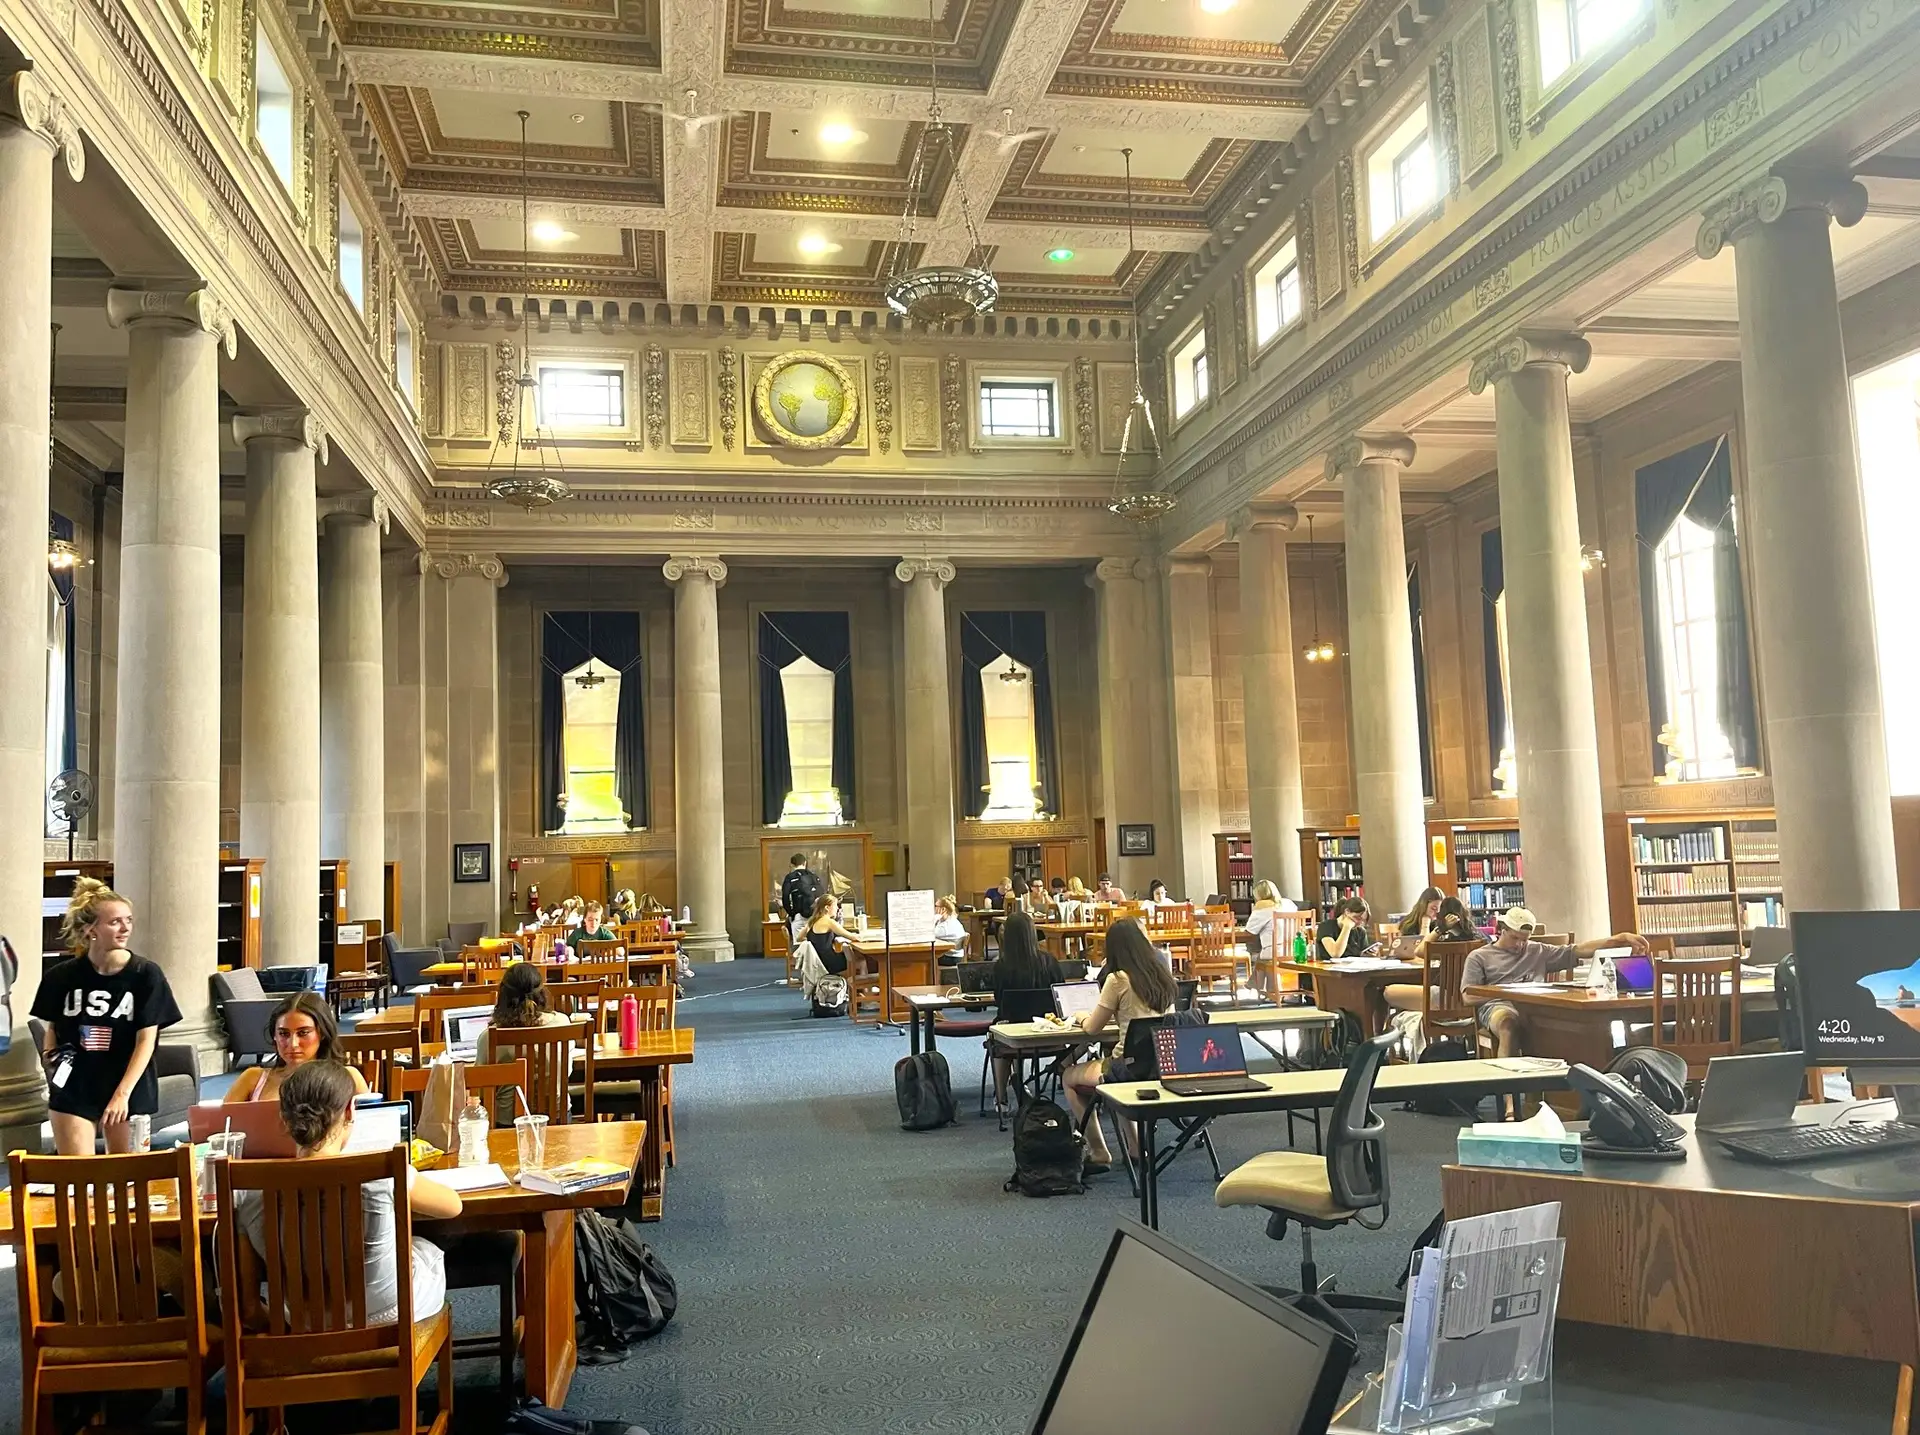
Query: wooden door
570,855,608,906
1042,841,1073,887
1093,820,1107,875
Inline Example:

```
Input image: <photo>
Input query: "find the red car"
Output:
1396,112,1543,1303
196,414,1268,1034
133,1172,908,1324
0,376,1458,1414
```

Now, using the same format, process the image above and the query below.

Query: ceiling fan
662,88,743,143
994,106,1047,152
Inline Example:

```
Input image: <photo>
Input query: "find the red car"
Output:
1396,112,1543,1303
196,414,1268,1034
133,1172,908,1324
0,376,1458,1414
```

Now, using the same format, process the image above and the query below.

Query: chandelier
1107,148,1175,525
1301,514,1336,663
485,110,572,509
882,0,996,325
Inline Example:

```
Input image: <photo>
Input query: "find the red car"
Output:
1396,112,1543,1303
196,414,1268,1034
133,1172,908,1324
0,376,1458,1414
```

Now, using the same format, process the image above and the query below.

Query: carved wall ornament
905,511,944,533
1495,0,1524,146
900,357,940,451
941,353,964,454
893,556,956,587
751,349,860,450
233,409,328,462
872,350,894,453
1695,170,1868,260
668,350,711,447
1095,362,1137,452
420,343,444,438
716,345,739,451
1327,378,1353,412
1310,173,1343,309
105,286,236,356
494,341,518,445
432,552,507,585
1474,266,1513,310
1433,46,1461,194
1073,356,1094,455
1337,155,1360,292
426,506,493,529
1455,5,1501,180
448,345,486,438
1467,332,1594,394
643,343,666,448
1325,435,1418,483
1705,81,1764,152
298,97,315,222
670,509,715,530
1294,201,1318,312
662,554,728,586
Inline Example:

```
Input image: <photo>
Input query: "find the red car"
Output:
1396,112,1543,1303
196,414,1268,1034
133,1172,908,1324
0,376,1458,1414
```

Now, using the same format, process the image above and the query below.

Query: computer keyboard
1719,1120,1920,1164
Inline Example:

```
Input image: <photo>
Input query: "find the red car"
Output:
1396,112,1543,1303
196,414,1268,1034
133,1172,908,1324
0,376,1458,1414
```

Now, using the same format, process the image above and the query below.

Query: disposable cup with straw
513,1087,547,1173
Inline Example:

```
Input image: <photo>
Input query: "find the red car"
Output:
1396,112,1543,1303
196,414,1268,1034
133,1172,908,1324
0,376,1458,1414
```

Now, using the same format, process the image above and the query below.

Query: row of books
1734,860,1781,889
1636,869,1731,896
1638,901,1739,934
1320,860,1363,882
1454,830,1521,855
1631,828,1728,863
1730,833,1780,862
1463,883,1526,912
1318,837,1362,858
1742,897,1787,930
1460,855,1522,881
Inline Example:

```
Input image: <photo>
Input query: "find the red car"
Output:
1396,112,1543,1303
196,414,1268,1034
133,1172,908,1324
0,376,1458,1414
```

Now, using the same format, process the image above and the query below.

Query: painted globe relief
754,351,860,450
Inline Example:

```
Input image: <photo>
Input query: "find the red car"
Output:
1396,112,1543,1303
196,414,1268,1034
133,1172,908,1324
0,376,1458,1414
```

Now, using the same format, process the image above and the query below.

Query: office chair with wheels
1214,1030,1400,1342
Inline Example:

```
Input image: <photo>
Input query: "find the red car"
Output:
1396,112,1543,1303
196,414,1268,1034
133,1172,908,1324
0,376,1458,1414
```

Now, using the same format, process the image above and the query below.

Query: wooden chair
596,982,678,1036
626,953,678,987
568,958,629,987
542,977,605,1021
11,1146,218,1435
1537,932,1574,946
1419,940,1486,1050
595,983,679,1159
461,945,505,983
1148,902,1194,938
622,918,672,945
339,1027,421,1096
576,939,623,960
1652,955,1742,1081
413,987,496,1048
215,1145,452,1435
396,1058,527,1121
1187,909,1239,994
487,1019,595,1123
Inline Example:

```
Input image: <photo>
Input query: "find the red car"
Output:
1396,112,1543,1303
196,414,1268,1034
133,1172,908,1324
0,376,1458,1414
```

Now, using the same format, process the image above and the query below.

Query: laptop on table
1694,1050,1810,1137
442,1005,494,1060
1153,1023,1268,1097
1052,981,1100,1024
956,960,997,995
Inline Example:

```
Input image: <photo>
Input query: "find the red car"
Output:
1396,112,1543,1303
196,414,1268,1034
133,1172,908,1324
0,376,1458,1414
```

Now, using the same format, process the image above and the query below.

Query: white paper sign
337,923,366,946
885,889,937,947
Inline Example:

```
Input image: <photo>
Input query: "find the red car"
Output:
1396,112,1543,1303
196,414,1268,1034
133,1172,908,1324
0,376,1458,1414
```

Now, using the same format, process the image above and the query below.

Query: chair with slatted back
625,918,672,945
412,987,496,1049
487,1019,595,1124
542,978,605,1023
576,939,622,961
1148,902,1194,938
524,931,555,964
11,1146,218,1435
1653,955,1742,1081
1419,940,1485,1051
594,984,678,1156
461,945,505,984
595,982,677,1036
338,1027,421,1097
568,958,630,989
215,1145,452,1435
1187,909,1239,996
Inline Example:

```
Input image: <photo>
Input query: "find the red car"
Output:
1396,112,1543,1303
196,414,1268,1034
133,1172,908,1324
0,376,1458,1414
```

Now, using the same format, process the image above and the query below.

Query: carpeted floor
0,960,1906,1434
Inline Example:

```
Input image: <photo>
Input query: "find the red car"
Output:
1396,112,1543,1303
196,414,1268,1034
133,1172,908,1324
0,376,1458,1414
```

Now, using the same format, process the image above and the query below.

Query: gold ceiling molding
987,250,1172,315
715,113,960,216
711,233,916,307
323,0,662,64
990,135,1266,230
725,0,1019,90
421,218,667,297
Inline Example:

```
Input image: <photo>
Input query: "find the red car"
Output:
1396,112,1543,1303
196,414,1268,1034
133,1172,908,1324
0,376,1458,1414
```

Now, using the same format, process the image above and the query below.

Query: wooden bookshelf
1604,809,1783,956
41,861,114,962
319,859,349,971
1300,826,1363,917
216,857,265,970
1427,820,1525,922
1213,832,1253,917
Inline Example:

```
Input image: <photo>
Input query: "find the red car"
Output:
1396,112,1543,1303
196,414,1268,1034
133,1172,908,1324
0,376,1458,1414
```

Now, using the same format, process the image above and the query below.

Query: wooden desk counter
1293,958,1424,1036
1462,976,1776,1070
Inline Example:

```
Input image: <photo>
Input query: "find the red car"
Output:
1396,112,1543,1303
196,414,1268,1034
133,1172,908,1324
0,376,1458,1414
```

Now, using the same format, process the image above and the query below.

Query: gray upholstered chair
384,932,441,992
209,967,280,1068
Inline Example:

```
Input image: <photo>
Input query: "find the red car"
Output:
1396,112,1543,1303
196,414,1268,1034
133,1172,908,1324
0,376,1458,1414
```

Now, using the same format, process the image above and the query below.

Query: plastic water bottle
457,1094,489,1168
619,992,640,1049
1586,952,1617,999
1292,931,1309,963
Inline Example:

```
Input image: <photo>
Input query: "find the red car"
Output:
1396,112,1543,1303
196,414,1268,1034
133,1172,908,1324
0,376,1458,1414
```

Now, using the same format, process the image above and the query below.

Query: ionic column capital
1325,434,1417,483
319,492,389,534
432,551,507,587
1696,167,1869,261
663,554,728,587
1467,331,1591,395
105,285,237,358
1229,501,1300,540
1164,554,1215,579
893,556,955,588
234,409,328,463
0,71,84,179
1092,556,1155,585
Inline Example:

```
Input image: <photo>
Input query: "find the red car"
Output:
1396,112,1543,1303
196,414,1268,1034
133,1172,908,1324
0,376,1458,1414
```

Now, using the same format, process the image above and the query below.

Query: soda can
128,1113,152,1152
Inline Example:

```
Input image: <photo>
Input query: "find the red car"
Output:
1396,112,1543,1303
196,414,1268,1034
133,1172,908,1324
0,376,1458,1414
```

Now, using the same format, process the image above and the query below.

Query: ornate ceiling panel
990,130,1266,229
714,111,959,216
711,232,921,304
725,0,1021,90
420,217,667,297
323,0,663,66
985,243,1172,311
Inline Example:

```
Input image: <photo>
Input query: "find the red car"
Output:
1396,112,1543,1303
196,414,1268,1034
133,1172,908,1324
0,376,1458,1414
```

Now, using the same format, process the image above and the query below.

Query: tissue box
1455,1129,1583,1173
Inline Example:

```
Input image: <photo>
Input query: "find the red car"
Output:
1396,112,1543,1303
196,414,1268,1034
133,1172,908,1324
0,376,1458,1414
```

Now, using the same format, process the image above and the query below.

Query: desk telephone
1568,1063,1687,1160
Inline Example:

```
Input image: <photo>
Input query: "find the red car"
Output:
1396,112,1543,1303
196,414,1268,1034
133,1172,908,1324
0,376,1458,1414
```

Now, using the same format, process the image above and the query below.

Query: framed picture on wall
453,843,491,884
1118,824,1155,857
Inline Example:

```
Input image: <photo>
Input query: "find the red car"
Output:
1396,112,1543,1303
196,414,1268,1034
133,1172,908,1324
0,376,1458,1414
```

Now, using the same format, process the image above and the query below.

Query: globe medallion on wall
753,350,860,451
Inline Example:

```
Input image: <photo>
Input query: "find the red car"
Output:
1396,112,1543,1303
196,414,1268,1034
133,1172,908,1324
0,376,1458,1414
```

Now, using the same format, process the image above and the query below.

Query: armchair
384,932,442,992
209,967,280,1069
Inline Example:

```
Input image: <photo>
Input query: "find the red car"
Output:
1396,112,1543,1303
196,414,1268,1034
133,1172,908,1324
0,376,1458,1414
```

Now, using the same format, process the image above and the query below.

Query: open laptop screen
1154,1023,1248,1080
1052,982,1100,1022
442,1005,493,1048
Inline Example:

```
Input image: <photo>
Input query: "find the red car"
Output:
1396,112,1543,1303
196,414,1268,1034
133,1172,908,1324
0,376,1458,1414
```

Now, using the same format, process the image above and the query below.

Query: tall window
1651,517,1737,781
394,309,415,408
337,186,365,313
758,611,854,827
541,612,646,834
253,22,296,193
1252,236,1302,347
1366,101,1436,243
961,611,1058,822
538,365,625,429
980,655,1040,820
559,659,624,833
1856,354,1920,795
1538,0,1645,85
1171,326,1208,419
977,380,1058,438
1481,528,1517,796
776,658,841,825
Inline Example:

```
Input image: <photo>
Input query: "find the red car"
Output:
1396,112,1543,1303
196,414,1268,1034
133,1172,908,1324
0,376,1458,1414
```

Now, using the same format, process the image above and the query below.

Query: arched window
559,658,625,833
540,612,646,835
979,654,1039,820
777,654,842,826
757,611,854,827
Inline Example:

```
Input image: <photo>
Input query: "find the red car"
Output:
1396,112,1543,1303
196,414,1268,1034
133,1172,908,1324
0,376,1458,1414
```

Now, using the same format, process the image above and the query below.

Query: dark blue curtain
1480,528,1506,784
1634,434,1758,772
541,612,646,833
1409,566,1433,801
958,612,1060,819
48,513,76,773
758,611,855,825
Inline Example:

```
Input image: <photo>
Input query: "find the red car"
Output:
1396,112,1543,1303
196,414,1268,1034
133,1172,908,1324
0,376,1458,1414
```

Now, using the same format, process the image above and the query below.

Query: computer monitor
1030,1221,1352,1435
1747,927,1792,967
1793,911,1920,1069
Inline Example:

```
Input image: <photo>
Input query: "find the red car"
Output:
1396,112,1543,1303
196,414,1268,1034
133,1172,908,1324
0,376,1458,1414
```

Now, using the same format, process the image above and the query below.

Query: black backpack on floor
1402,1034,1477,1116
574,1211,677,1356
895,1050,956,1130
1004,1094,1085,1197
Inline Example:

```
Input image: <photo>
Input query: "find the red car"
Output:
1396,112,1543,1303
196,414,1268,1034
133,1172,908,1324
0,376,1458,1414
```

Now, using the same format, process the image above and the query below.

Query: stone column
665,555,733,961
1164,557,1222,903
895,557,957,895
236,411,324,966
434,553,505,930
1093,557,1159,895
1329,437,1426,918
320,497,387,922
1468,334,1610,940
1698,171,1897,910
1231,503,1307,902
0,74,83,1148
383,554,429,943
107,285,236,1053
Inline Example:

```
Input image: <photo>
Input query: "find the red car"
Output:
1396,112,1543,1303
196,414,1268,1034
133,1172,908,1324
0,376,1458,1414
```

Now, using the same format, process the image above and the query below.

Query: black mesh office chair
1214,1031,1399,1341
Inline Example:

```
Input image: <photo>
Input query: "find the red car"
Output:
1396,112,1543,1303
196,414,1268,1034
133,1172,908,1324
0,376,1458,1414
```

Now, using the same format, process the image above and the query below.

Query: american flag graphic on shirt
79,1024,113,1052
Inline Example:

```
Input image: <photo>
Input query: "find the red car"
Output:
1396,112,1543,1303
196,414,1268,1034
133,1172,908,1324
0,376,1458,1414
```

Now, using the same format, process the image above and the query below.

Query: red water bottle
619,992,639,1048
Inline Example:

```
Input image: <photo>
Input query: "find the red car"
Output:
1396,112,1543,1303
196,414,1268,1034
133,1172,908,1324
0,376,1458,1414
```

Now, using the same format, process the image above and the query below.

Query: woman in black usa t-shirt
31,877,182,1154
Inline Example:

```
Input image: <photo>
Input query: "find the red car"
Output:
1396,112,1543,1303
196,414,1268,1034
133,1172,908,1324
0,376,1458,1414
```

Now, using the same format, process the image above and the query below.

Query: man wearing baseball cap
1462,907,1650,1057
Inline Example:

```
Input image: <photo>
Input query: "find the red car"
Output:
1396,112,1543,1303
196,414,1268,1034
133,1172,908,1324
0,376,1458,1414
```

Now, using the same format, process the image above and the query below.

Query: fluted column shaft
1094,557,1158,895
1332,438,1426,917
896,558,956,895
109,285,234,1053
666,556,733,961
321,503,386,921
1164,557,1221,903
1234,504,1306,902
238,414,323,964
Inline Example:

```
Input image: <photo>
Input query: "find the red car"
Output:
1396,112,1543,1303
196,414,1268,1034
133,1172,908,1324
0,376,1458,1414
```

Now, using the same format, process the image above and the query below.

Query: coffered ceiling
333,0,1380,312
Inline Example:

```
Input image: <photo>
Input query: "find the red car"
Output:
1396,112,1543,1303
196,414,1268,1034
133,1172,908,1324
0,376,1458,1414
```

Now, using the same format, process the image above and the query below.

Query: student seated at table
1144,879,1170,907
1094,873,1126,903
984,877,1014,910
226,992,370,1103
988,912,1065,1111
1316,897,1374,960
478,963,571,1057
802,894,858,976
1383,895,1484,1027
1464,907,1650,1057
568,901,618,947
1063,919,1177,1175
932,895,967,946
1019,879,1054,918
1243,880,1299,962
236,1060,461,1324
1388,889,1447,958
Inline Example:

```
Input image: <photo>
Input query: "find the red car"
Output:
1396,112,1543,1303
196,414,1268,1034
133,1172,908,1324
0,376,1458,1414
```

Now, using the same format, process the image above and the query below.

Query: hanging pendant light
1301,514,1336,662
882,0,997,325
1107,148,1176,525
485,110,571,510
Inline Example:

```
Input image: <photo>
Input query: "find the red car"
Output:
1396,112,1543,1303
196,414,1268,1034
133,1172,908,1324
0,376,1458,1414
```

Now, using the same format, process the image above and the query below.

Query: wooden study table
1293,957,1425,1036
843,933,961,1025
420,947,679,985
1461,972,1777,1070
1,1121,644,1409
1442,1109,1920,1434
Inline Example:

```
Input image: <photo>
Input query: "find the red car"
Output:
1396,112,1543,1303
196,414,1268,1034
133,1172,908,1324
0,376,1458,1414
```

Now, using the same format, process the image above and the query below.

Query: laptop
1052,981,1101,1023
341,1098,414,1154
956,960,997,995
1746,927,1791,966
1029,1220,1352,1434
188,1097,413,1159
1153,1023,1268,1097
441,1004,494,1060
1695,1050,1809,1136
1613,955,1655,994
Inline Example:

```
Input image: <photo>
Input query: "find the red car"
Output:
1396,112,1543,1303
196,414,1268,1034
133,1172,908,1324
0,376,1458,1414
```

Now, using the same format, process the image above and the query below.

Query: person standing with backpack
780,852,822,928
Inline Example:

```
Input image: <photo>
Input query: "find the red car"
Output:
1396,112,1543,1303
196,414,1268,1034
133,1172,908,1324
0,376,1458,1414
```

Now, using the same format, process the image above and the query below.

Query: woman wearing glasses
225,990,369,1103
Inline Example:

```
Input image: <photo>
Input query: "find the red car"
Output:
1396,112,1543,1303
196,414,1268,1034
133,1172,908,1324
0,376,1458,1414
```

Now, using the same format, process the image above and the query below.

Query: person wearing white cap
1462,907,1650,1057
